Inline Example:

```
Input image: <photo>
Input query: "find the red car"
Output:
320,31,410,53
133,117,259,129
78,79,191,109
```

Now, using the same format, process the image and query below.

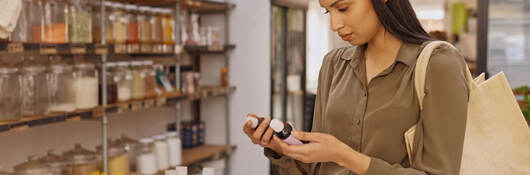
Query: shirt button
355,120,361,125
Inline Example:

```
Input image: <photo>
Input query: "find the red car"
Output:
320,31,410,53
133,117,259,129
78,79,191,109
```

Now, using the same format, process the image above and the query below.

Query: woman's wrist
335,144,371,175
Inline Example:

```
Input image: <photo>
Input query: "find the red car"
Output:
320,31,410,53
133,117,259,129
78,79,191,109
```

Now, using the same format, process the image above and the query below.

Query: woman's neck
365,27,403,65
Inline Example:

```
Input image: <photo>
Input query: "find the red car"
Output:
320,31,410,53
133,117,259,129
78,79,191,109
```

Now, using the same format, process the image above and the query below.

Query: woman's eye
338,7,348,12
324,9,330,14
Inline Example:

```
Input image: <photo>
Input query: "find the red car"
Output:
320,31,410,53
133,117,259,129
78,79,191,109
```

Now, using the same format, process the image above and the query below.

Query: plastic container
137,138,157,175
138,6,152,44
42,0,69,43
0,62,21,121
74,62,99,109
151,8,164,44
166,132,182,166
161,9,174,45
62,144,99,175
14,157,53,175
19,56,49,117
38,151,71,175
68,0,92,43
116,62,133,102
112,3,127,44
153,135,169,170
92,1,114,44
47,61,76,113
125,4,139,44
131,61,146,100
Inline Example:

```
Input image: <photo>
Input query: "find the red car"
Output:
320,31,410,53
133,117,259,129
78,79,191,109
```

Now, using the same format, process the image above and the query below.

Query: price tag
144,99,155,109
95,44,108,54
163,44,174,53
93,108,104,118
156,97,167,107
207,45,223,52
118,103,129,113
67,115,81,122
40,44,57,54
152,44,162,53
8,43,23,53
115,44,127,53
127,44,139,53
71,44,86,54
141,44,152,53
130,101,143,111
9,125,29,133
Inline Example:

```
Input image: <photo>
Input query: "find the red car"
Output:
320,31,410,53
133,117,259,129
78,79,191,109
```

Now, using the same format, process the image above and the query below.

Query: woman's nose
330,14,344,32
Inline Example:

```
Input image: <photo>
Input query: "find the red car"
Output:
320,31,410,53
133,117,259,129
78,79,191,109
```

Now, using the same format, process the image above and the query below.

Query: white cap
131,61,142,66
165,132,178,137
245,117,258,128
139,6,150,11
104,2,113,7
154,134,167,140
139,138,154,144
124,4,137,10
114,3,125,8
106,62,116,67
117,62,129,66
202,168,214,175
270,119,285,132
175,166,187,175
143,60,153,65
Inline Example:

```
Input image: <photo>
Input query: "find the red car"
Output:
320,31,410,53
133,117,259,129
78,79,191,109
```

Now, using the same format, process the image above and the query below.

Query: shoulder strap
414,41,475,111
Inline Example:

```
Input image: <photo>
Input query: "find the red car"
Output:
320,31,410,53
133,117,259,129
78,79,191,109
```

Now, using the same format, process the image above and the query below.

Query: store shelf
184,44,236,54
130,0,235,13
0,86,236,133
181,144,236,166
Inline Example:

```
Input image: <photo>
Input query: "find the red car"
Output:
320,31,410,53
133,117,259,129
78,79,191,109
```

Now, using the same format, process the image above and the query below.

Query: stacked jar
0,61,21,121
125,4,139,45
153,135,169,171
117,135,140,171
151,8,164,45
143,61,157,98
73,62,99,109
14,157,53,175
48,60,76,113
68,0,92,43
19,56,49,117
62,144,99,175
131,61,145,100
136,138,157,175
138,6,153,44
161,9,174,45
38,151,71,175
97,141,129,175
112,3,128,45
103,62,118,105
11,0,43,43
42,0,69,43
166,132,182,167
116,62,133,102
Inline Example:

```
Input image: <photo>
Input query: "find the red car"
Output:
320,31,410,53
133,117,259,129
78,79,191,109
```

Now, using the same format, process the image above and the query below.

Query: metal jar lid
14,156,51,175
62,144,97,165
38,150,68,168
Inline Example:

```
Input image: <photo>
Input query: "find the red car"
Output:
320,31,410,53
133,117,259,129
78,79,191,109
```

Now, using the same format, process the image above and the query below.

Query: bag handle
414,41,476,111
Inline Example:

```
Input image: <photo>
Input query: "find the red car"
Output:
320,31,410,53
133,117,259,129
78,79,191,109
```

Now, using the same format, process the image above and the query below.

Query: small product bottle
245,116,265,129
270,119,304,145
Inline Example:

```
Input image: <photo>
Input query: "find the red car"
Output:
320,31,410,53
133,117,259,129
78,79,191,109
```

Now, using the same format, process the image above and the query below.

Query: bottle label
283,134,303,145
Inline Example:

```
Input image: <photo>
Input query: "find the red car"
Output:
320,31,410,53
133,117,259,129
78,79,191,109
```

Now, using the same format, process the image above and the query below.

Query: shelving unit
0,0,236,174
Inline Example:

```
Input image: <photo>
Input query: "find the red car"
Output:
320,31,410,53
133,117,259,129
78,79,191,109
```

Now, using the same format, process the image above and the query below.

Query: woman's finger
260,127,274,145
242,121,254,136
251,117,270,141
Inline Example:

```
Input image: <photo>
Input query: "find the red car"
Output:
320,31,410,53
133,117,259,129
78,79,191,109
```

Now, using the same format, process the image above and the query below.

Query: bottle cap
245,117,258,128
270,119,284,132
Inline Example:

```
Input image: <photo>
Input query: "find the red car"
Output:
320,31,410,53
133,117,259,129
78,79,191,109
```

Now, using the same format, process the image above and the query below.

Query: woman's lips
339,33,353,41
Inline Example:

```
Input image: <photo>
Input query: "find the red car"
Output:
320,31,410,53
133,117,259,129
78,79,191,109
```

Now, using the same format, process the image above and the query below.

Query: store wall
227,0,272,174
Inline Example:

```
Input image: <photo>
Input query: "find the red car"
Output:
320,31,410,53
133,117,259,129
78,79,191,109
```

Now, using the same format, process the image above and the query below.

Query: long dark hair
371,0,432,44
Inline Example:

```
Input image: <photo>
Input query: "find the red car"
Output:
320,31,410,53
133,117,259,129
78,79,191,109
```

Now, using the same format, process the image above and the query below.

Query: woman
243,0,469,174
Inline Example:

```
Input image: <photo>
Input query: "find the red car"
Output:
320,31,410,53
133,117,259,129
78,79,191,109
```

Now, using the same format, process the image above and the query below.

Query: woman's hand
275,131,371,175
242,114,284,155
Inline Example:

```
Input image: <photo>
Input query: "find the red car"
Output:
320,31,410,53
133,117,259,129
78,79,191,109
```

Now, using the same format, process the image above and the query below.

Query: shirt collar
340,42,424,67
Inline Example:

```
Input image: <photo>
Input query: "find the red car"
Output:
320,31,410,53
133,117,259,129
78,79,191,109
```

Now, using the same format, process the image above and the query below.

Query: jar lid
21,64,46,73
138,6,150,12
142,60,153,65
37,150,68,168
130,61,142,66
74,63,95,69
124,4,137,10
14,156,50,174
62,144,97,164
153,134,167,140
104,1,113,7
116,62,129,67
162,9,172,14
139,138,154,144
106,62,117,67
96,141,126,156
114,3,125,9
165,132,178,138
49,63,73,72
117,134,139,152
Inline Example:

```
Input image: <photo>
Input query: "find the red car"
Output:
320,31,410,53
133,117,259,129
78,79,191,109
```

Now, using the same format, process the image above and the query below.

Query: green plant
515,86,530,123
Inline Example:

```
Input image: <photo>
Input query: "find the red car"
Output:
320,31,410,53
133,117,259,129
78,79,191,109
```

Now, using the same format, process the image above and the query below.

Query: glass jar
116,62,132,102
102,62,118,105
136,138,157,175
14,157,53,175
38,151,70,175
48,61,76,113
131,61,145,100
11,0,38,43
138,6,152,44
62,144,99,175
43,0,69,43
93,2,114,44
161,9,174,45
153,135,169,170
151,8,163,44
112,3,127,44
143,61,156,98
125,4,139,44
165,132,182,167
97,142,129,175
117,135,139,172
0,62,21,121
68,0,92,43
74,62,98,109
19,56,49,117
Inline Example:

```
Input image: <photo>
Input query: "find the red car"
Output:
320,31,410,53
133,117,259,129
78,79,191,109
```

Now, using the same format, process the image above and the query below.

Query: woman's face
320,0,383,46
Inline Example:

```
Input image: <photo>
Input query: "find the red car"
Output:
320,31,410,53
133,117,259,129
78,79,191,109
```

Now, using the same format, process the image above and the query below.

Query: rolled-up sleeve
366,45,469,175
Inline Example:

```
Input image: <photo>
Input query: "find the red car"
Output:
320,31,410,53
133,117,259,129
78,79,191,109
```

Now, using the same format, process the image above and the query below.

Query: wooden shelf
129,0,235,13
0,86,236,133
182,144,236,166
184,44,236,54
